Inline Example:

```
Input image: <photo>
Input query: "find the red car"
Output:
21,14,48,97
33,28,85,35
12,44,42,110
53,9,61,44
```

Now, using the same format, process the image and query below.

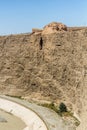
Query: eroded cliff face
0,28,87,129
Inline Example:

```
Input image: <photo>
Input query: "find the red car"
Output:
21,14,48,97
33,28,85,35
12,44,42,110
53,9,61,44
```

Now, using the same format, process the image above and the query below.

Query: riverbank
0,97,47,130
0,95,77,130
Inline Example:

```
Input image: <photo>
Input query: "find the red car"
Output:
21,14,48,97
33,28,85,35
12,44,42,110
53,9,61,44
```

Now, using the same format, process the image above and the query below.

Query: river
0,109,26,130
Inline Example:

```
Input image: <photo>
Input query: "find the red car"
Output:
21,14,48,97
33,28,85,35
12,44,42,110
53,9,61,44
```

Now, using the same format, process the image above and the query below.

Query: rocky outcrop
32,22,67,34
0,23,87,130
42,22,67,34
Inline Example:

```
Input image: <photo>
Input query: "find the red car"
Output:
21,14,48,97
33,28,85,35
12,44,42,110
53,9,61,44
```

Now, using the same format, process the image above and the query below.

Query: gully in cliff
39,37,43,50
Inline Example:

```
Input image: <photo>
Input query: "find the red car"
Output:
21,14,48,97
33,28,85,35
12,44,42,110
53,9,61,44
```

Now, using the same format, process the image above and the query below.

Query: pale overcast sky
0,0,87,35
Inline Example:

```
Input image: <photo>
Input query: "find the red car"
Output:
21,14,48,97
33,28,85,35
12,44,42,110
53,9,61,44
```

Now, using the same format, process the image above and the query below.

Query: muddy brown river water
0,109,26,130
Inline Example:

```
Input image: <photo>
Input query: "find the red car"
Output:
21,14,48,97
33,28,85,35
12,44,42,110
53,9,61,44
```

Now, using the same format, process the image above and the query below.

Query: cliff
0,23,87,129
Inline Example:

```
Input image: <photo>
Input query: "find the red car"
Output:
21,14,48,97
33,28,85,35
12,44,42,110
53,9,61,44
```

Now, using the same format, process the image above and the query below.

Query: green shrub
59,102,67,113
